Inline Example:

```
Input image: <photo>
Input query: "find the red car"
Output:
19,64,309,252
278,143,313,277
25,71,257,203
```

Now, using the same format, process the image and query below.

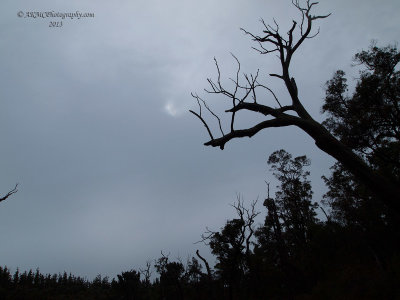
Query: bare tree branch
320,206,331,222
195,226,217,245
189,109,214,141
0,183,18,203
231,197,260,256
195,250,212,280
139,261,153,286
204,115,303,150
226,102,295,117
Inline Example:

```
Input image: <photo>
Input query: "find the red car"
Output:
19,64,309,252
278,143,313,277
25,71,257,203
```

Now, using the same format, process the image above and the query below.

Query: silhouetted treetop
323,44,400,195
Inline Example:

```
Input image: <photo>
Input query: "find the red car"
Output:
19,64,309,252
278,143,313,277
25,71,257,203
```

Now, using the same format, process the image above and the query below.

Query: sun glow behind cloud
164,100,180,117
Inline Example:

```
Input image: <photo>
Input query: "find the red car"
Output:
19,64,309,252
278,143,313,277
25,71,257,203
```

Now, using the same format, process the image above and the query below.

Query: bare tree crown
189,1,400,212
190,0,330,150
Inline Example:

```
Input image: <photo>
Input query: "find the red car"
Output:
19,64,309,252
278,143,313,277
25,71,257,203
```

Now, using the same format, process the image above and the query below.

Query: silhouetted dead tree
139,261,152,286
0,183,18,203
196,196,259,251
190,0,400,213
232,198,260,258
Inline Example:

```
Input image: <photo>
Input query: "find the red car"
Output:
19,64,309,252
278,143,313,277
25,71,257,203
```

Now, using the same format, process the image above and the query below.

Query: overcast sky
1,0,399,280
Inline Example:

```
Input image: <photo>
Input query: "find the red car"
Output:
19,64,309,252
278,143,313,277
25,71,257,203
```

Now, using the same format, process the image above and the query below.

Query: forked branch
0,183,18,203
